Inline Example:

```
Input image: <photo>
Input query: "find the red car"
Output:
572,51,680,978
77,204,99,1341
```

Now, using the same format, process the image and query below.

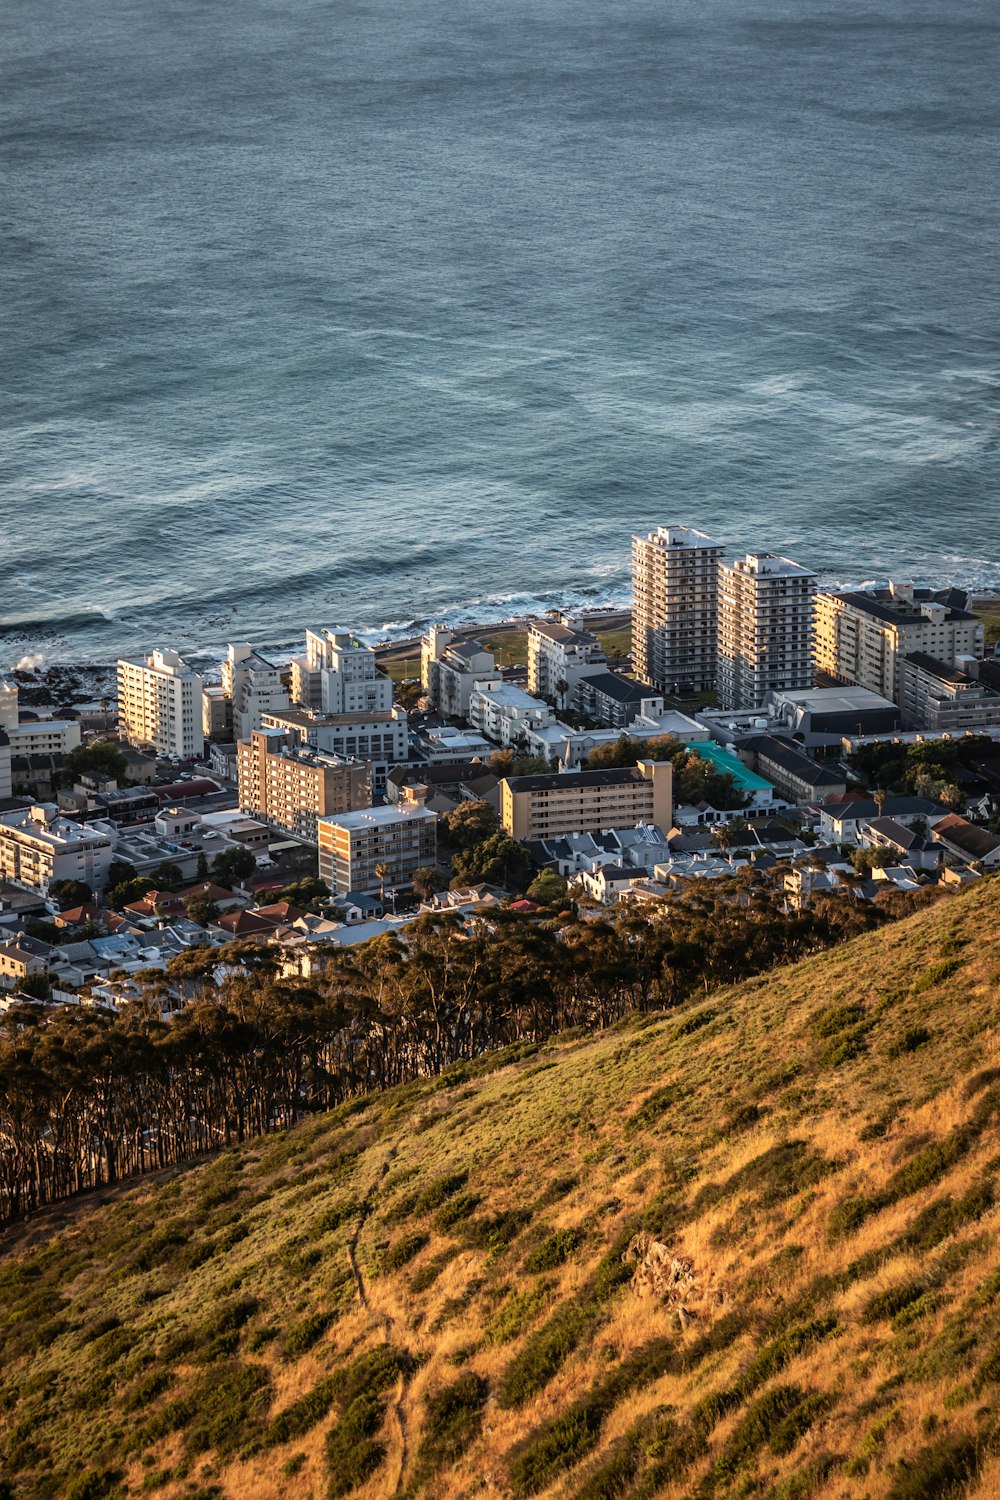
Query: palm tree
375,863,389,908
874,787,887,816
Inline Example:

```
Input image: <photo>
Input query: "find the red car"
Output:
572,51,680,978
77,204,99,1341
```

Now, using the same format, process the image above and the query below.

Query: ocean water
2,0,999,668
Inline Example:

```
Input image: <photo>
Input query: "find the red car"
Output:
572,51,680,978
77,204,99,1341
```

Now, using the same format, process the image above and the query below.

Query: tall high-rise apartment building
631,526,723,693
117,649,204,759
814,584,984,701
716,553,816,710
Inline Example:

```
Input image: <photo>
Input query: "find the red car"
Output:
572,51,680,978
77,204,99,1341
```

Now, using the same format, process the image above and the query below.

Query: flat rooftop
684,740,773,792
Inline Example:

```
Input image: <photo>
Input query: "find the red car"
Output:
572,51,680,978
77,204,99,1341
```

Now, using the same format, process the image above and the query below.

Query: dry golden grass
2,878,1000,1499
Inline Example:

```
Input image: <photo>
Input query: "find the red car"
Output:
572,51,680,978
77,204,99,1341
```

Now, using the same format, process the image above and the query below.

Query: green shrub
884,1133,970,1202
498,1302,595,1408
898,1180,994,1254
160,1361,274,1458
712,1384,805,1481
325,1346,407,1499
121,1368,175,1413
846,1407,902,1477
624,1085,685,1136
693,1318,838,1435
912,958,962,993
410,1247,460,1293
485,1283,553,1346
283,1310,333,1359
381,1231,429,1273
813,1003,866,1037
677,1007,718,1036
415,1372,488,1472
462,1209,532,1253
695,1140,834,1215
523,1228,582,1273
768,1391,835,1456
886,1432,979,1499
764,1451,843,1500
312,1199,360,1236
888,1026,932,1058
433,1192,482,1230
891,1291,939,1331
262,1375,339,1448
861,1282,927,1325
507,1339,676,1495
536,1175,579,1208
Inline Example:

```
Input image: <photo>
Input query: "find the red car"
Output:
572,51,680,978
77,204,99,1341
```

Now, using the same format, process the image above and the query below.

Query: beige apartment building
897,653,1000,733
117,648,204,759
814,584,984,701
317,803,437,896
501,760,672,842
717,552,816,710
631,525,724,693
238,728,369,842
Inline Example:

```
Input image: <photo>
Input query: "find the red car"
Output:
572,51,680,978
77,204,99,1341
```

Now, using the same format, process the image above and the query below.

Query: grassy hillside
3,880,1000,1500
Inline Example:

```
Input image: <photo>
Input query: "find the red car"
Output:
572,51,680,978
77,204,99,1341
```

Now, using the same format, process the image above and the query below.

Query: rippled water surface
2,0,999,663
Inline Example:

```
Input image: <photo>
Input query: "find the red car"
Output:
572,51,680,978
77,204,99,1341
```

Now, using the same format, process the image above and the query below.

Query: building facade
468,681,555,747
0,804,115,894
527,618,607,706
291,629,393,716
631,525,723,693
897,653,1000,733
317,803,438,896
117,649,205,758
238,728,369,842
501,760,672,841
813,584,984,701
260,707,409,795
420,627,497,718
576,672,665,729
716,553,816,710
222,643,290,740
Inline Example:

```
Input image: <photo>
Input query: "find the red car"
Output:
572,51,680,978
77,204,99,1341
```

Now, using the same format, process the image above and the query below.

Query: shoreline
7,597,998,709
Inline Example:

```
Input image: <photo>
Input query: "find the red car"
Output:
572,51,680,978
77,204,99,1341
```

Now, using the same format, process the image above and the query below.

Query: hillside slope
3,879,1000,1500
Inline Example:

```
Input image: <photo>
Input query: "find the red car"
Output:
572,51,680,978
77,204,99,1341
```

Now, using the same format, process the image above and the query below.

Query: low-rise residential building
738,734,847,805
468,681,555,746
817,796,947,844
238,728,369,842
0,934,51,991
387,761,499,810
421,627,497,718
576,672,665,728
5,718,82,759
0,804,115,893
684,738,778,810
859,816,942,870
317,803,438,896
412,726,495,763
897,653,1000,733
814,583,984,700
117,648,205,758
930,813,1000,869
501,760,672,841
527,618,607,707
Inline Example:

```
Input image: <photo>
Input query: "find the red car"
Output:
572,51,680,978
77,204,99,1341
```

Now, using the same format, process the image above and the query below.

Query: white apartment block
814,584,984,701
317,802,438,896
468,680,555,747
291,628,392,716
527,617,607,706
632,525,724,693
0,804,114,894
238,728,369,842
421,627,497,718
222,643,289,740
0,732,10,800
717,553,816,711
0,680,82,759
117,649,205,759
